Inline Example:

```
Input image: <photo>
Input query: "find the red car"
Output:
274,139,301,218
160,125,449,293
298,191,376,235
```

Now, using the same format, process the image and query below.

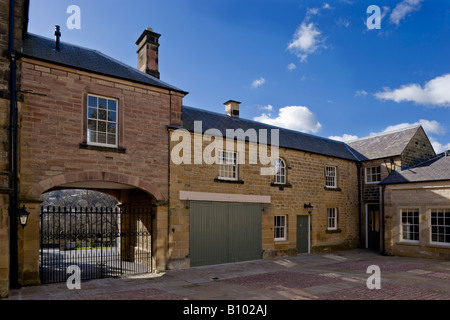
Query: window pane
108,111,116,122
98,132,106,144
87,130,96,143
98,109,107,121
107,123,116,134
98,121,106,133
88,107,97,119
88,120,96,131
88,96,97,107
98,98,107,109
107,134,116,145
108,100,117,111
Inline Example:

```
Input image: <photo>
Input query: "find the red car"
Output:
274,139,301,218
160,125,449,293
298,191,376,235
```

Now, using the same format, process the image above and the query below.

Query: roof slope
21,33,187,94
346,125,420,161
381,152,450,184
182,106,358,161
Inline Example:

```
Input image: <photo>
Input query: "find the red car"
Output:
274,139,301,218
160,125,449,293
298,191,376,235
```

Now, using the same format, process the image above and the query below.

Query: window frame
273,158,287,185
274,215,287,241
86,94,118,148
217,150,238,181
325,165,337,188
365,166,381,184
430,209,450,246
327,208,338,231
400,208,420,243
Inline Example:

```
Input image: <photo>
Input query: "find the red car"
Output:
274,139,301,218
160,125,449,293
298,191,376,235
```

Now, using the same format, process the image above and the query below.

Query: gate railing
39,206,153,284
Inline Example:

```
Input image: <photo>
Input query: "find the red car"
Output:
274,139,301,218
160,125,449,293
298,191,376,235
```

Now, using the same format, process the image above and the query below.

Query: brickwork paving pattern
5,250,450,300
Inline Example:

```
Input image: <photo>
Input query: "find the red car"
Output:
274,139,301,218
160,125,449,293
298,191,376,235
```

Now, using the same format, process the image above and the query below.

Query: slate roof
21,32,187,94
182,106,358,161
381,152,450,185
346,125,421,161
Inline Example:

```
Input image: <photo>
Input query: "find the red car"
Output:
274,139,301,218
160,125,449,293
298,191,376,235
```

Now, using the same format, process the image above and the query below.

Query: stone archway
26,171,166,202
18,171,169,286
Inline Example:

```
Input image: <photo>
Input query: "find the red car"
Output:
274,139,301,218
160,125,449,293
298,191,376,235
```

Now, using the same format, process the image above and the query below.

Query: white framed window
218,150,238,181
327,208,338,230
274,215,287,241
325,166,337,188
431,209,450,245
401,209,419,242
274,158,286,185
87,94,118,147
366,166,381,184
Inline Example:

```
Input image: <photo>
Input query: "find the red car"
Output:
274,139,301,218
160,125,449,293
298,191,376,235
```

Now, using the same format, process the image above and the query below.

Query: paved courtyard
4,249,450,300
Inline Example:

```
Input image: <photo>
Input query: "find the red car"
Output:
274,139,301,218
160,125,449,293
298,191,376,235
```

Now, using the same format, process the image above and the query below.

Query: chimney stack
224,100,240,118
136,28,161,79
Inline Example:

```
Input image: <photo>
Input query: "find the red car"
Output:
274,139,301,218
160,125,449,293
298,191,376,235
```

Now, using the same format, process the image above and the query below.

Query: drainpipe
380,185,386,255
8,0,20,289
356,162,362,248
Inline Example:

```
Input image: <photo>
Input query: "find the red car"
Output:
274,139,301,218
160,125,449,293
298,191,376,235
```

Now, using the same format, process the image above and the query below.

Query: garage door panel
190,201,262,267
190,201,229,267
229,203,262,263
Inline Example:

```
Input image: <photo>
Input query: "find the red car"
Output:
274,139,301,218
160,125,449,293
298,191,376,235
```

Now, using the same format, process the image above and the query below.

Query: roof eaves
22,32,188,95
181,106,359,162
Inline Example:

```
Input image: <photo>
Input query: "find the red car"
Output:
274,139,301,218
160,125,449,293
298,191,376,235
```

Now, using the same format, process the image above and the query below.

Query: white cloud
390,0,423,25
336,17,350,28
379,119,446,136
355,90,368,97
251,77,266,88
374,73,450,107
287,63,297,71
429,138,450,154
329,134,359,142
306,7,320,17
287,22,324,63
322,3,332,10
253,106,322,133
262,104,273,111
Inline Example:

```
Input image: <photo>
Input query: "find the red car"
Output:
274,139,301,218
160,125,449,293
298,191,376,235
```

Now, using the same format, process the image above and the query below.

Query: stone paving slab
3,250,450,301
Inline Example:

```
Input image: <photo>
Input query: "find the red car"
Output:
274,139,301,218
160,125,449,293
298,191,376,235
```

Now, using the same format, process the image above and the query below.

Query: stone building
381,152,450,259
0,0,448,298
168,103,360,269
346,125,436,251
0,0,29,298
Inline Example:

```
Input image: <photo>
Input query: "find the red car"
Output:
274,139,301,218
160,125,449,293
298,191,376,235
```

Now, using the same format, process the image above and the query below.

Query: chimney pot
54,25,61,51
136,28,161,79
224,100,241,118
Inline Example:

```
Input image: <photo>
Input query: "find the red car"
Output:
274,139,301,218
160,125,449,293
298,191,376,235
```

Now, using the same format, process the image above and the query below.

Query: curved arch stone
26,170,165,201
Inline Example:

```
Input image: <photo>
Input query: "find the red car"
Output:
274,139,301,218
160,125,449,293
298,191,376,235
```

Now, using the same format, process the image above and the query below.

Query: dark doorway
367,204,380,251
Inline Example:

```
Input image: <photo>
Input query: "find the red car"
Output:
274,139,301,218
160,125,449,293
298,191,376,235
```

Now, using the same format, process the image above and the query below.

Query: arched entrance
18,171,168,286
39,189,154,284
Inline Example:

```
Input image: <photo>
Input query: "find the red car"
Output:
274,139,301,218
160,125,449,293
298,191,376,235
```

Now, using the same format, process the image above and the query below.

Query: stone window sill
270,182,292,190
79,143,126,153
214,178,244,184
324,187,342,191
326,228,342,234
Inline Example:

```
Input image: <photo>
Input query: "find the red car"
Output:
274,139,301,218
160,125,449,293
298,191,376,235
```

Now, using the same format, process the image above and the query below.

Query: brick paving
4,249,450,301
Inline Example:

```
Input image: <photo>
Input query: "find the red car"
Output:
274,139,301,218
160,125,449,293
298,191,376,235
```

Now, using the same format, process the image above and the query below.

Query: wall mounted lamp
304,203,314,214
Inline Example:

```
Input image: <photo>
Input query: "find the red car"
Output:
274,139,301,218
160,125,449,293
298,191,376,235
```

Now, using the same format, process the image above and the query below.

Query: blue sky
28,0,450,153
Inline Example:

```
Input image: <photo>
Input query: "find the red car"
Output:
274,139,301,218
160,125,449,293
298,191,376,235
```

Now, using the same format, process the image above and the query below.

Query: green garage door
190,201,262,267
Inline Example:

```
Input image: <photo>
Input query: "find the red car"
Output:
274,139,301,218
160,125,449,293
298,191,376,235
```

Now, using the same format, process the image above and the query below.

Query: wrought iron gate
40,206,153,284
